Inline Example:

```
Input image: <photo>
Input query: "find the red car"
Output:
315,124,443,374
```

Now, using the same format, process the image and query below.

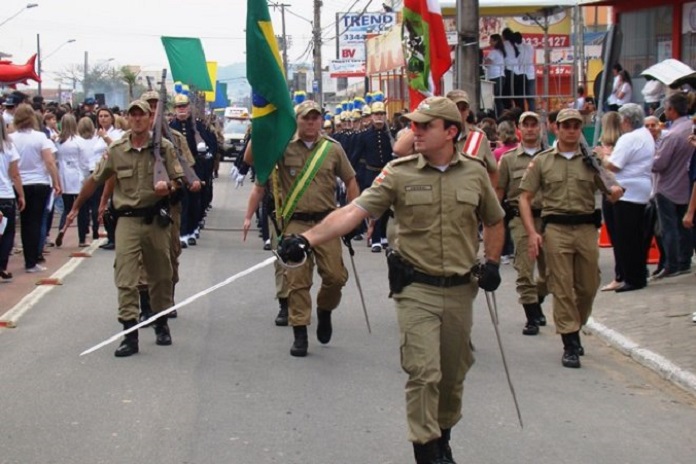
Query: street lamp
37,35,76,96
0,3,39,29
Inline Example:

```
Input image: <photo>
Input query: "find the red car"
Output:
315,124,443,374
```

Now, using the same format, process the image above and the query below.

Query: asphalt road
1,171,695,464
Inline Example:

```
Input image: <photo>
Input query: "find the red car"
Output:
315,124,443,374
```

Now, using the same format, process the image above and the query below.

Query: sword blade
348,251,372,334
80,256,278,356
484,291,524,428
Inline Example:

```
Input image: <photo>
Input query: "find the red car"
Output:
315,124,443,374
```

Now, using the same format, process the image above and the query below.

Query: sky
1,0,378,88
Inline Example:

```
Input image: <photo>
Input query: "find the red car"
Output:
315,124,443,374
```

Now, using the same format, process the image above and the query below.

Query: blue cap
84,97,96,105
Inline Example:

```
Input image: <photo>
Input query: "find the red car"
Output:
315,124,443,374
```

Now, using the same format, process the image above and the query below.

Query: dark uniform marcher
353,101,394,252
65,100,185,357
243,100,360,357
276,97,505,464
519,108,623,368
496,111,548,335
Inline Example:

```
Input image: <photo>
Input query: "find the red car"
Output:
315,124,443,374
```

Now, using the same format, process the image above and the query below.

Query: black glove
475,261,501,292
277,234,311,263
342,228,358,248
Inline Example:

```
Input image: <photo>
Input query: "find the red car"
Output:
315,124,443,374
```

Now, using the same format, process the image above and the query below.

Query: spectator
493,120,519,162
594,111,623,291
0,120,25,282
572,86,586,110
651,93,693,278
517,32,536,111
56,114,90,246
597,104,655,292
608,69,632,111
8,104,61,273
641,76,665,115
501,28,519,110
77,117,102,244
485,33,506,117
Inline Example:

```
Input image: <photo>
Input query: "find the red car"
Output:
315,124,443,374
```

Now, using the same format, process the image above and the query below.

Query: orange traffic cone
647,237,660,265
598,222,612,247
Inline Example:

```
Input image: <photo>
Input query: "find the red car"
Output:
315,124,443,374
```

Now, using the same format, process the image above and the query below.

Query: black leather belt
511,208,541,218
366,165,383,172
412,270,471,288
290,210,332,222
114,207,152,218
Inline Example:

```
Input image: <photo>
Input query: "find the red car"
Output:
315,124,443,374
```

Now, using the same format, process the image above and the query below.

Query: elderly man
652,93,694,278
597,103,655,291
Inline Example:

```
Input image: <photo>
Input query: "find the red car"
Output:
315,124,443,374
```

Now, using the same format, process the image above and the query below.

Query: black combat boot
275,298,289,326
138,289,153,325
290,325,308,357
561,332,581,368
437,428,456,463
114,319,139,357
413,440,443,464
154,317,172,346
316,308,332,344
577,331,585,356
522,303,540,335
537,295,547,326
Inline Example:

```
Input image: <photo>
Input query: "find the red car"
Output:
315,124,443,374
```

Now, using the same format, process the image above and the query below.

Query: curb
586,317,696,397
0,240,104,330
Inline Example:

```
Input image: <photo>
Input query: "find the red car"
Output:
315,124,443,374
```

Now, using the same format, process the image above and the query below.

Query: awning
641,59,696,88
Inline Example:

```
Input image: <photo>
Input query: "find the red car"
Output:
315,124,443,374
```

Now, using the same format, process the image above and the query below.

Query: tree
120,66,139,101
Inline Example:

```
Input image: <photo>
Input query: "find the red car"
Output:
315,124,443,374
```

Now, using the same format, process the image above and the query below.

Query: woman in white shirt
501,28,519,110
56,114,90,246
641,76,665,115
485,34,506,118
608,70,633,111
92,107,123,249
0,121,25,281
77,116,102,243
9,104,61,273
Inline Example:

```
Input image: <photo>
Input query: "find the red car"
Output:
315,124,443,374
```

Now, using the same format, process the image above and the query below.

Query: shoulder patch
390,154,418,166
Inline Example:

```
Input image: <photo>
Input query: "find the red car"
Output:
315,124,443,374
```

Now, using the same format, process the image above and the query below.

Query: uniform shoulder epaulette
536,147,555,157
390,154,419,166
460,152,487,167
111,135,129,148
321,134,338,144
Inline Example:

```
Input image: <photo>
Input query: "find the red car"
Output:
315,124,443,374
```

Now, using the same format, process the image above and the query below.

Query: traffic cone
598,222,612,247
647,237,660,265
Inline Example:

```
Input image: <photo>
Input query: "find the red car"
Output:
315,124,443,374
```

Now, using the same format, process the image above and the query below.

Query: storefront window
683,2,696,68
619,6,673,77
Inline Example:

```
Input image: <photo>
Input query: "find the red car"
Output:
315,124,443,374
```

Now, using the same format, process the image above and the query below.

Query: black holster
152,198,172,228
103,202,117,230
386,249,414,297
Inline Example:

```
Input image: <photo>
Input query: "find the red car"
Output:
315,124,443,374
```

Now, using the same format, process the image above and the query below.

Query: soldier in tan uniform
393,89,498,187
65,100,185,357
496,111,548,335
276,97,504,464
243,100,359,358
519,108,622,368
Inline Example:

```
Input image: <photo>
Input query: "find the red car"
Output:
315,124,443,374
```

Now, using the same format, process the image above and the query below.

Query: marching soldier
519,108,623,368
353,100,394,252
496,111,548,335
275,97,504,463
243,100,359,357
65,100,185,357
393,89,498,186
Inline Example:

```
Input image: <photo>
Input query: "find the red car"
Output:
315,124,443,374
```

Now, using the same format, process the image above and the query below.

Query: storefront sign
337,11,397,61
329,59,366,78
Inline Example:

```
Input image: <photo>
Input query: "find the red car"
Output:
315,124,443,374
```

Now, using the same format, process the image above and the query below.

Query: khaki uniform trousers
269,218,289,300
543,223,600,334
115,217,173,322
393,281,478,444
137,202,182,291
284,219,348,327
509,217,548,304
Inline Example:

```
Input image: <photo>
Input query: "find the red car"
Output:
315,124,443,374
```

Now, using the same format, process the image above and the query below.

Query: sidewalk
1,207,695,396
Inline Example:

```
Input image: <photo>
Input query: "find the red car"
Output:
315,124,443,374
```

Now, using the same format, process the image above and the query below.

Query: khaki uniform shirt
519,146,609,216
355,151,504,276
92,131,184,210
277,134,355,214
497,145,544,209
456,125,497,174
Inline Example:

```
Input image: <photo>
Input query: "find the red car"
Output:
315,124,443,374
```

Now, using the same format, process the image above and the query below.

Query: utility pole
456,0,479,109
36,33,42,96
313,0,323,106
83,50,89,97
269,2,291,90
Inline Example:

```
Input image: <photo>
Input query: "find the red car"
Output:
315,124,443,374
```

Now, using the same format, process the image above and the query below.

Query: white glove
230,165,240,178
235,173,245,188
196,142,208,153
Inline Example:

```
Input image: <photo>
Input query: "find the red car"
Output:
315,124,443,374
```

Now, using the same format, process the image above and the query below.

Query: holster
152,198,172,228
386,249,414,297
103,203,117,230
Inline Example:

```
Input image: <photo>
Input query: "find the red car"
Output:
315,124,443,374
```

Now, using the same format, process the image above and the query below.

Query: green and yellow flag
246,0,296,184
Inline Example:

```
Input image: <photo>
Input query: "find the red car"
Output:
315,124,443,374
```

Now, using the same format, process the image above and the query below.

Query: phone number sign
523,34,570,49
337,11,397,61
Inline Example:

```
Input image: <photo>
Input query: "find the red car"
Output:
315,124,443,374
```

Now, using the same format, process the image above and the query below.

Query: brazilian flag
246,0,296,184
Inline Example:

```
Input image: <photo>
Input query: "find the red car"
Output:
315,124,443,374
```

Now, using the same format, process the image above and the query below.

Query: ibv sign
336,11,397,62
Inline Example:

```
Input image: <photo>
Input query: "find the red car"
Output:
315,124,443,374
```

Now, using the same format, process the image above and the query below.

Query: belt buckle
437,276,447,287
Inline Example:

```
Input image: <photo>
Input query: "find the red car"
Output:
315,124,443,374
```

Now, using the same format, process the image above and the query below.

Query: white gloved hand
196,142,208,153
234,173,245,188
230,165,240,178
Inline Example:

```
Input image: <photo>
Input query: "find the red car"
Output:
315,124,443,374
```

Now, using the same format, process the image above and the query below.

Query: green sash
280,139,332,228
